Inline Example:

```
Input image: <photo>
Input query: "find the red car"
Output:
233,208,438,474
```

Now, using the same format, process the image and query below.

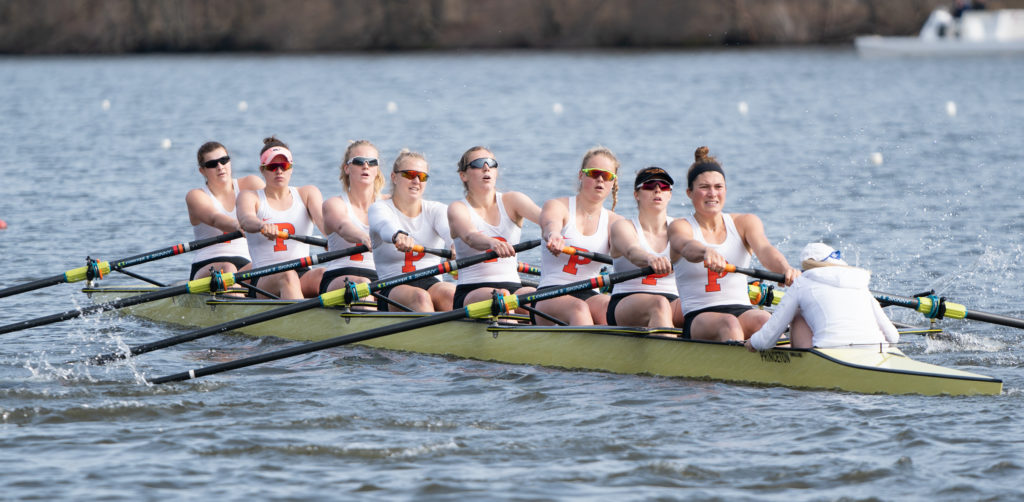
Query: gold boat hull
86,287,1003,396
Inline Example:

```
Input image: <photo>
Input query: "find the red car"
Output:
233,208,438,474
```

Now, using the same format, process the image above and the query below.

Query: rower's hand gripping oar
88,240,542,365
0,245,367,336
148,264,654,384
724,264,1024,331
276,230,328,248
0,231,244,299
560,246,613,265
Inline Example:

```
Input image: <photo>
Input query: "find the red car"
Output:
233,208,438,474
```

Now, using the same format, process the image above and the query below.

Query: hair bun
695,146,710,162
263,136,278,146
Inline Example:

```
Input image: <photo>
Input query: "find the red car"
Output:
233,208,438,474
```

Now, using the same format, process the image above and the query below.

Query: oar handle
517,262,541,275
722,264,786,283
560,246,613,265
276,230,328,248
411,245,453,259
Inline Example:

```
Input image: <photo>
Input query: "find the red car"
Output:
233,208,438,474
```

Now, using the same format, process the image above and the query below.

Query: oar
0,231,244,299
412,244,453,259
726,265,1024,331
561,246,613,265
149,264,654,384
517,262,541,275
276,230,328,248
0,245,366,336
88,240,543,364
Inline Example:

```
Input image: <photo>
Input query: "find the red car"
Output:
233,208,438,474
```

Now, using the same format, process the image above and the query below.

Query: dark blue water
2,49,1023,500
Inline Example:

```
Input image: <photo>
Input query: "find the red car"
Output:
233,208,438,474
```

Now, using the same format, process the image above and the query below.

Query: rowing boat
84,285,1003,396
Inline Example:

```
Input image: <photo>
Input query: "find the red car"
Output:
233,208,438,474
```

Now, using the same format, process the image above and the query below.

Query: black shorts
376,276,441,310
453,281,522,309
606,292,678,326
681,304,753,339
318,267,379,295
190,256,251,280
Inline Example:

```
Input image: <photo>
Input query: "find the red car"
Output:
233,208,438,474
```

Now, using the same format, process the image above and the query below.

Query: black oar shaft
151,308,469,384
561,247,612,265
0,231,243,299
725,264,785,283
151,266,653,384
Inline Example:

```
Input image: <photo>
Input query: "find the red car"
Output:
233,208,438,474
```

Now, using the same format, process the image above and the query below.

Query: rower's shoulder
541,196,570,212
237,175,265,191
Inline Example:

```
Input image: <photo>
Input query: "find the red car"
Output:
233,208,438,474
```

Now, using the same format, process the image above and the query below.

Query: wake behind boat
85,285,1003,396
855,8,1024,58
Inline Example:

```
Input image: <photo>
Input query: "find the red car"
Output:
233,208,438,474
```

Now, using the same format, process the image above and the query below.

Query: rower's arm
736,213,799,285
236,190,262,234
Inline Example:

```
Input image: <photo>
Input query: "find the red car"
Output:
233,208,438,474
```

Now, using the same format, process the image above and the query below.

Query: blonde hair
389,149,428,192
339,139,385,197
578,146,619,210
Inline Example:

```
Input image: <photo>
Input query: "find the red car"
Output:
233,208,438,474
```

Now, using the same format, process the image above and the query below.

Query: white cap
800,242,848,266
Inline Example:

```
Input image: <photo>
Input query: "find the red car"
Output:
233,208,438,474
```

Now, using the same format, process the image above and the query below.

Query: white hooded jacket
748,266,900,350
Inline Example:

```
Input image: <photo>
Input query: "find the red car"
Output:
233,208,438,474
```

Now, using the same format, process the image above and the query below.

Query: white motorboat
855,8,1024,57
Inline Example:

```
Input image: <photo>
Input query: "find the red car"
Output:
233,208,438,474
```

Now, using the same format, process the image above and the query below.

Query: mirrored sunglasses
398,170,429,182
349,156,379,167
262,162,293,173
639,181,672,192
581,168,617,181
466,158,498,170
202,156,230,169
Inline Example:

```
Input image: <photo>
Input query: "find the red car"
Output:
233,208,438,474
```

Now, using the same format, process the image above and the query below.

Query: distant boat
855,8,1024,57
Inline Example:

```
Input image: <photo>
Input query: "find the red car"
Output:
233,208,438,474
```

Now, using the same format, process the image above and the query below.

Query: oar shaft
150,264,651,384
724,264,785,283
276,231,328,248
150,308,469,384
411,245,453,259
872,290,1024,330
516,262,541,275
560,247,613,265
0,231,243,299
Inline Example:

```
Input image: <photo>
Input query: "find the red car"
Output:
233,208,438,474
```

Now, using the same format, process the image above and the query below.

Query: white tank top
453,193,522,285
325,193,375,271
612,216,677,296
191,180,251,263
538,196,611,288
369,199,448,280
673,213,752,315
245,187,314,268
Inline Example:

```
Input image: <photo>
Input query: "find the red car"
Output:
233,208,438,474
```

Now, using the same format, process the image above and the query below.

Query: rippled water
2,49,1024,500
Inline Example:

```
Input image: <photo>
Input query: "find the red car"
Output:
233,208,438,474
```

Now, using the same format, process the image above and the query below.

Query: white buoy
386,101,398,114
237,101,248,112
946,100,957,117
161,138,172,150
737,101,749,115
101,99,111,111
870,152,883,165
552,103,564,115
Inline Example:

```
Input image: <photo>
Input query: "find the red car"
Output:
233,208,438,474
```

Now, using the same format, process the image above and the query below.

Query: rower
534,146,624,325
237,137,327,300
320,140,387,297
368,150,455,312
607,167,682,329
447,146,541,309
668,146,799,341
185,141,264,281
746,243,900,350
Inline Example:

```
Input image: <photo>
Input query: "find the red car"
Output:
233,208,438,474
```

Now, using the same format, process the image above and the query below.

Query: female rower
448,146,541,308
534,146,624,325
237,137,326,300
607,167,683,329
669,146,798,341
746,243,899,350
368,150,455,312
319,140,387,295
185,141,264,280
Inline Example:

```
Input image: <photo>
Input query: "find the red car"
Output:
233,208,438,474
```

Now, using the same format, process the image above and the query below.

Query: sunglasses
466,158,498,170
262,162,293,173
349,156,379,167
398,170,429,182
639,181,672,192
202,156,230,169
581,168,617,181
